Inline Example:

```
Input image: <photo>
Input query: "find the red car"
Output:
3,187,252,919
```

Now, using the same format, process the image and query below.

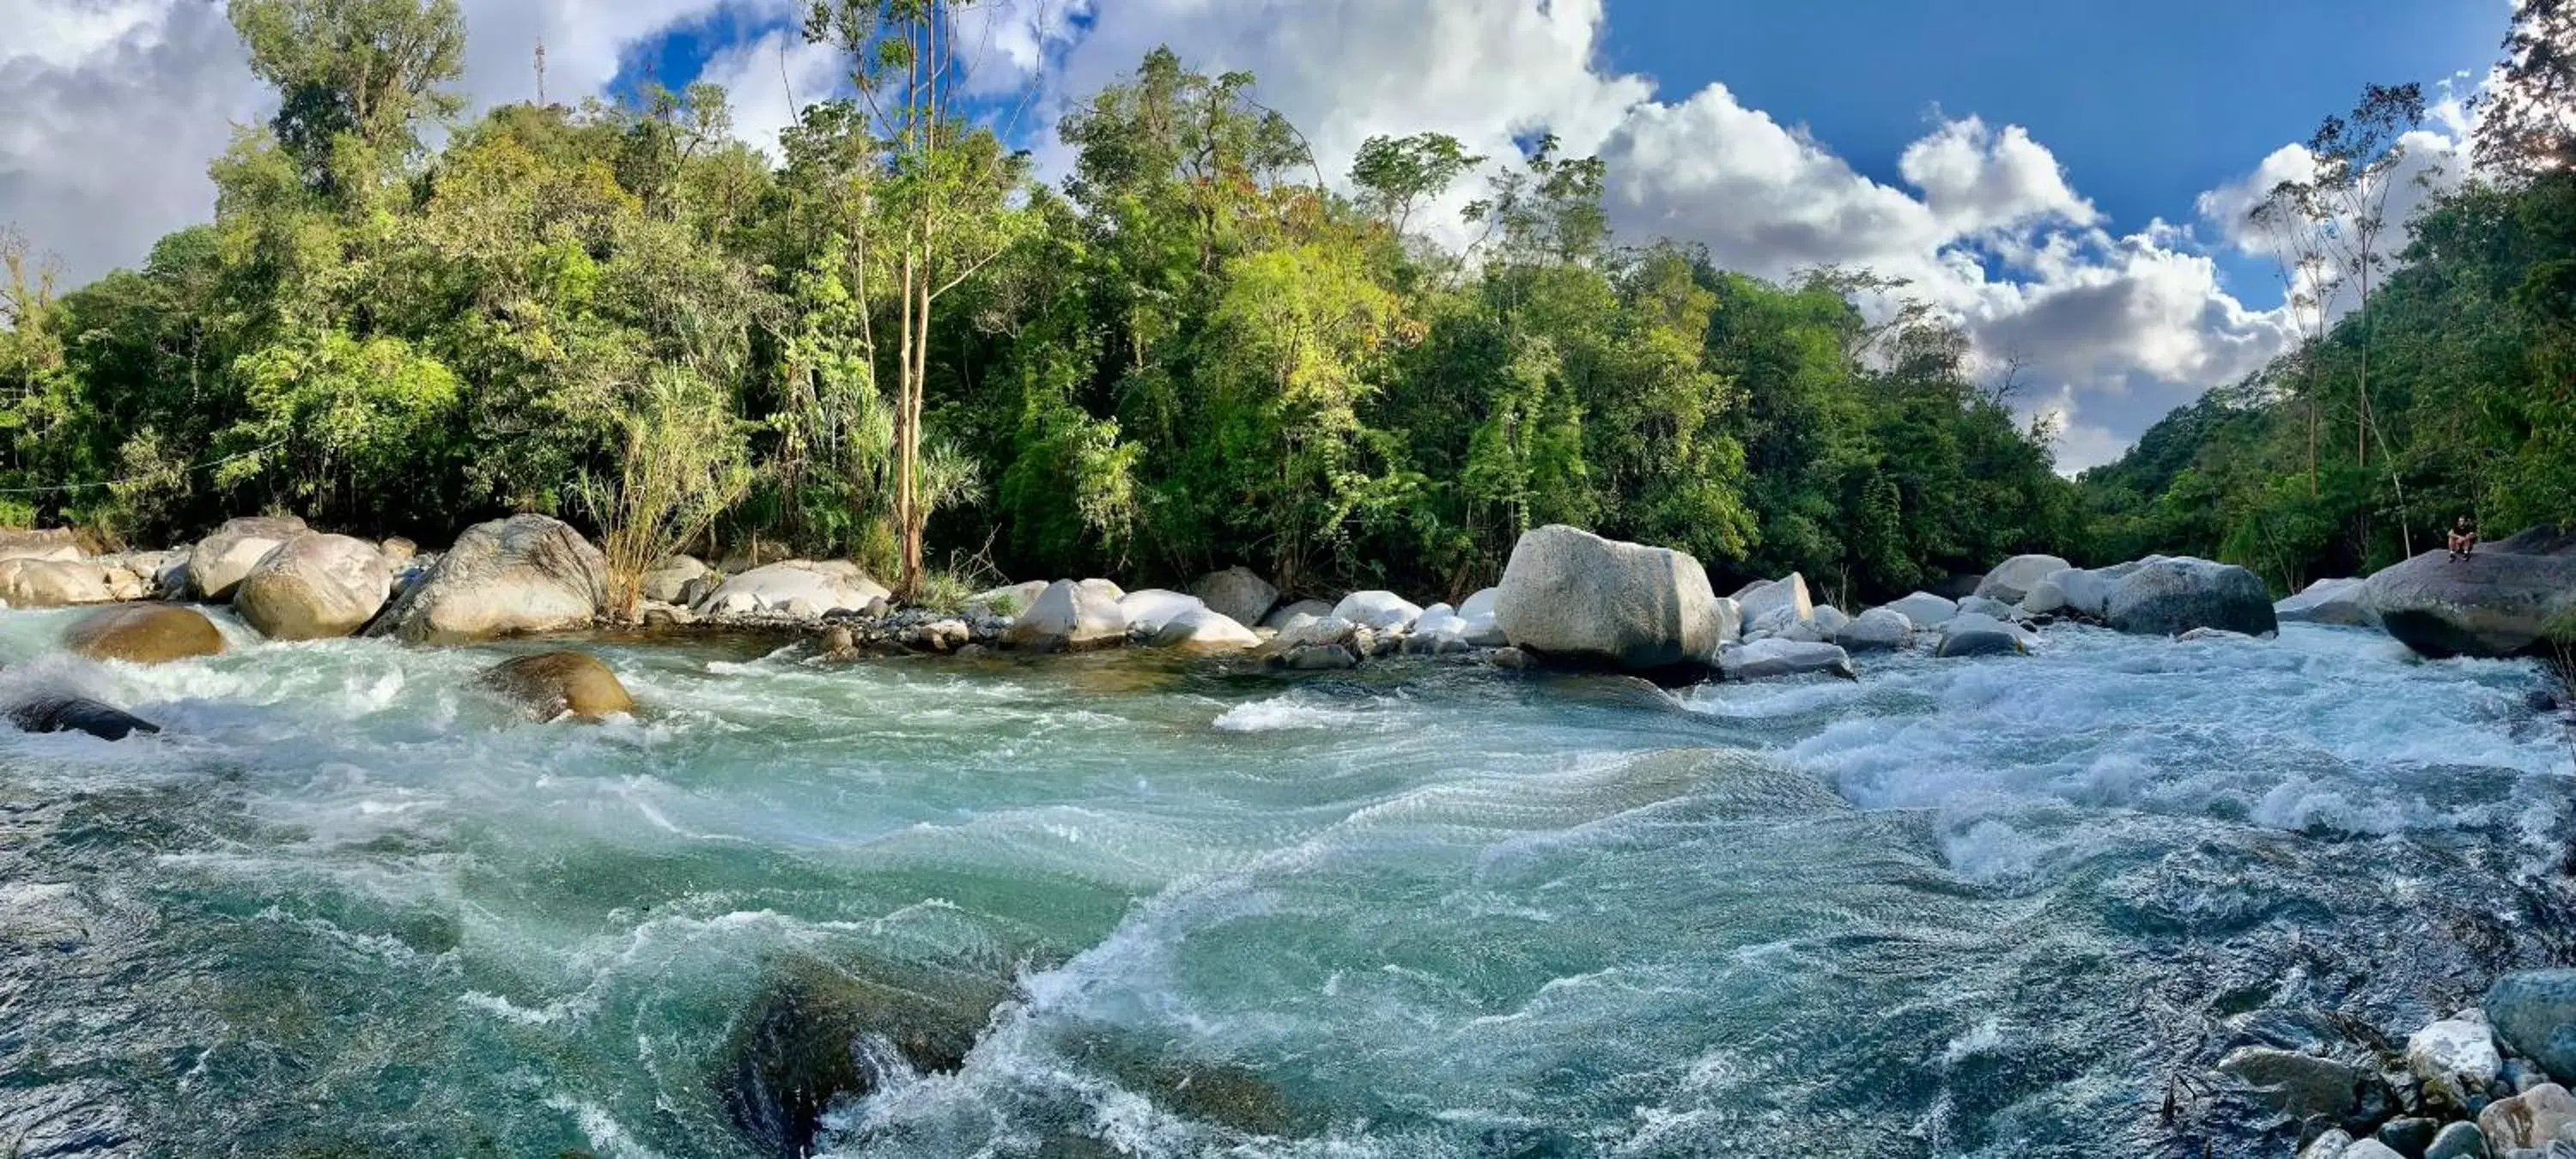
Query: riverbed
1,609,2570,1156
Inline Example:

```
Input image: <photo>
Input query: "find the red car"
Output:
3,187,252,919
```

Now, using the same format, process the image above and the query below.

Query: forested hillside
2077,1,2576,590
0,0,2072,610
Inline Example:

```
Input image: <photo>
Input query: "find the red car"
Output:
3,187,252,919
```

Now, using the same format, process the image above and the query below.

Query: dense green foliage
2077,5,2576,591
0,1,2079,605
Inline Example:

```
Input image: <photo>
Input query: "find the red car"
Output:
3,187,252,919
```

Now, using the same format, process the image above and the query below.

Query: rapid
2,607,2571,1157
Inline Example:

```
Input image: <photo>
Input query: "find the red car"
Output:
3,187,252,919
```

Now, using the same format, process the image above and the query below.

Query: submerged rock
234,532,392,640
368,514,608,644
2364,525,2576,658
2487,970,2576,1083
1494,525,1731,673
1191,566,1279,629
2215,1046,2371,1122
2105,557,2278,638
1935,613,2031,658
1719,638,1856,681
64,604,224,664
1273,643,1359,671
1974,554,2073,604
188,516,310,601
1003,580,1126,652
717,959,1004,1159
478,652,635,721
8,696,159,741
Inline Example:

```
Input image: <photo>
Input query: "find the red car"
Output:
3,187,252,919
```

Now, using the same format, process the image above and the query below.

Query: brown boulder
64,604,225,664
234,533,392,640
478,652,635,721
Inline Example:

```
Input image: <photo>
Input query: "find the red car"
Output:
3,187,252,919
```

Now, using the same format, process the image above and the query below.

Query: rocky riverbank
4,515,2572,740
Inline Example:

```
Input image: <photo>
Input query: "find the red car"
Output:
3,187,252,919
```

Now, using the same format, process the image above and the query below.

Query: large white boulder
1459,587,1500,621
234,533,392,640
1149,606,1260,652
2407,1016,2501,1091
2105,557,2278,638
1494,525,1731,672
368,514,608,644
1118,589,1206,634
190,515,310,601
1332,590,1424,632
2275,577,2375,628
1736,573,1814,635
693,561,890,618
1190,567,1279,629
1719,638,1855,681
1881,592,1959,630
1003,579,1126,652
1974,555,2073,604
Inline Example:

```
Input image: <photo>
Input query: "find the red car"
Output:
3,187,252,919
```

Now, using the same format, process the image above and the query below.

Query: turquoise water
1,607,2570,1157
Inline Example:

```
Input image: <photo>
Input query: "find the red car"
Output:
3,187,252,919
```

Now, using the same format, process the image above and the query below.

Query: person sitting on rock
2448,515,2479,561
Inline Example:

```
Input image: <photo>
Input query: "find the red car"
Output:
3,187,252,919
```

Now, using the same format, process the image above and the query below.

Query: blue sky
612,0,2500,315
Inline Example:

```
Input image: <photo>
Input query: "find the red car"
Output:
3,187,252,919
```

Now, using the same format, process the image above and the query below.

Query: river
1,608,2570,1157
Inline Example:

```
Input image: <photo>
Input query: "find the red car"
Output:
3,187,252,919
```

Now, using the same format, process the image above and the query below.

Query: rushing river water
2,607,2573,1158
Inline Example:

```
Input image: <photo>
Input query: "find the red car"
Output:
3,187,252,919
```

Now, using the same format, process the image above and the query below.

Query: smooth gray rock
1002,580,1126,652
2105,556,2279,637
641,555,709,605
1149,606,1259,651
1274,643,1358,671
1809,605,1850,637
2050,566,2120,619
1974,554,2073,604
2300,1128,2353,1159
2488,971,2576,1084
2336,1140,2402,1159
0,559,130,607
368,514,608,644
1274,615,1359,650
2374,1117,2437,1157
234,532,393,640
1459,587,1500,621
1957,595,2020,621
1936,612,2031,658
2216,1046,2368,1121
2423,1120,2484,1159
1493,525,1730,672
1882,592,1959,629
1836,606,1913,652
2363,525,2576,658
2277,576,2377,628
1117,589,1205,635
2020,578,2069,616
1190,566,1279,630
189,515,309,601
1735,573,1814,632
964,580,1049,616
1261,599,1334,629
1719,638,1856,681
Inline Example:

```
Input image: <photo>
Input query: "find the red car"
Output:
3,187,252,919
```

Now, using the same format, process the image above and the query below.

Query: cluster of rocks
2217,969,2576,1158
